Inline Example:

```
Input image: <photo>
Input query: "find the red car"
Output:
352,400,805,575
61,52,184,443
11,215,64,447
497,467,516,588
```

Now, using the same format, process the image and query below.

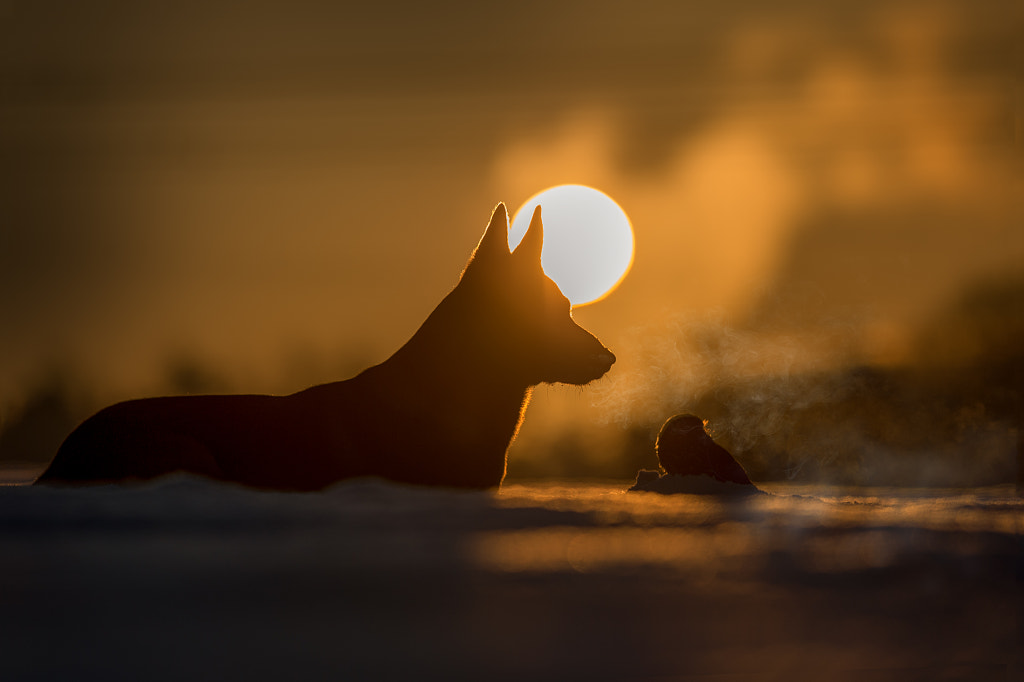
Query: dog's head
456,203,615,387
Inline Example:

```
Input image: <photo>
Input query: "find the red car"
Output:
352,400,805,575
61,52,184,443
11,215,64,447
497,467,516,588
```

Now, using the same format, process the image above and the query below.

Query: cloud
491,109,806,323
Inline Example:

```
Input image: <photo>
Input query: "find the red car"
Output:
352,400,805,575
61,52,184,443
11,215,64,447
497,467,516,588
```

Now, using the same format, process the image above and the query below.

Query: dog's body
36,204,615,490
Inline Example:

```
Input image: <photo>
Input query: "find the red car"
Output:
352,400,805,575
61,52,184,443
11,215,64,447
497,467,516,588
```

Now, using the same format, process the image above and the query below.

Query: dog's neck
383,276,529,392
379,281,530,439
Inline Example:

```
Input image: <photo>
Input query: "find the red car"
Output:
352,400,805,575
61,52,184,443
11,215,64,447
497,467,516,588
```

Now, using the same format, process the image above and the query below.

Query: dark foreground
1,474,1020,681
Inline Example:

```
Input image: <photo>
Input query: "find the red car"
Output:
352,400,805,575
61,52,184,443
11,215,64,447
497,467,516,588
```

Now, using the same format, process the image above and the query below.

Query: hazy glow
509,185,634,306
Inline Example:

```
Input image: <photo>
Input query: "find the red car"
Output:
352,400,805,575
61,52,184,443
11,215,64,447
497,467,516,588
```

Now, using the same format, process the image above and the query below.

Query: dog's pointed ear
474,202,511,259
515,205,544,264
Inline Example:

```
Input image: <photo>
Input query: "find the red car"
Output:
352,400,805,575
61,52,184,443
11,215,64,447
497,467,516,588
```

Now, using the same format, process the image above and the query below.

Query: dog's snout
595,350,616,367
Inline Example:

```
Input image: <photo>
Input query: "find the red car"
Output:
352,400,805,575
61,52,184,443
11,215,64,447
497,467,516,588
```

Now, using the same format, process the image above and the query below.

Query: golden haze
1,0,1020,481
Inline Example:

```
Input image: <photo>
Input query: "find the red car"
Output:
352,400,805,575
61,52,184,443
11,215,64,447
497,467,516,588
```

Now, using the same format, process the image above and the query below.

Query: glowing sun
509,185,634,306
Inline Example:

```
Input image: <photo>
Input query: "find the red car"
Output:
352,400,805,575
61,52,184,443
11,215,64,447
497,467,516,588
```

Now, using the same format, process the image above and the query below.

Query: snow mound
628,469,764,495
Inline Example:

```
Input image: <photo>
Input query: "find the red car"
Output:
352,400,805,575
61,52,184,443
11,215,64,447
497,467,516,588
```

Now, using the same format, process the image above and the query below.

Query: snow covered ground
1,473,1020,681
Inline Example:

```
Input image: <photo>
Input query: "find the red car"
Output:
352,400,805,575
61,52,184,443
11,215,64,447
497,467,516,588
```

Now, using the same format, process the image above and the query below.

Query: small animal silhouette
36,203,615,490
655,414,752,485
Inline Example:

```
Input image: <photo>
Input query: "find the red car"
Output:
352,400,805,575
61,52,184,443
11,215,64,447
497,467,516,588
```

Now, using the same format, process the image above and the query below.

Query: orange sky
2,0,1021,466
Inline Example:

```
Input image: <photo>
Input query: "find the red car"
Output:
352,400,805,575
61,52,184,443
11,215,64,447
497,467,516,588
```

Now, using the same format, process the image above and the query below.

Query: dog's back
37,204,615,490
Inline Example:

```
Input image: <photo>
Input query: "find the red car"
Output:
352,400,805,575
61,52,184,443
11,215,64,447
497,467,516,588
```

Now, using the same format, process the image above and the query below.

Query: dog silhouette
36,203,615,490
